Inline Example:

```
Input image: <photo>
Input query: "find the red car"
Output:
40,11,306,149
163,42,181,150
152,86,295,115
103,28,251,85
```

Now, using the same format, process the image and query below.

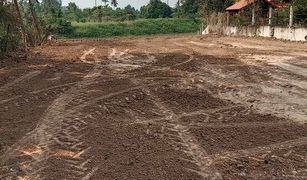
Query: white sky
62,0,177,9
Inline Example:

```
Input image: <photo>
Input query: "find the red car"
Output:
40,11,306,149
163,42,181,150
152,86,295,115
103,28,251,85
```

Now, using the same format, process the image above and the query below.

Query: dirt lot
0,35,306,179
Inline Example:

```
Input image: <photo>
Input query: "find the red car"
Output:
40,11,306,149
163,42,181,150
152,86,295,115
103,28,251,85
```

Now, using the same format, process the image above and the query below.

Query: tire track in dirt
124,47,305,179
80,48,96,63
131,85,307,180
101,49,222,179
0,48,102,179
209,136,307,161
0,82,79,105
130,79,223,179
269,62,307,78
185,121,294,129
0,48,161,179
0,71,41,92
187,54,307,123
0,95,23,104
2,36,307,179
172,53,194,67
151,97,223,179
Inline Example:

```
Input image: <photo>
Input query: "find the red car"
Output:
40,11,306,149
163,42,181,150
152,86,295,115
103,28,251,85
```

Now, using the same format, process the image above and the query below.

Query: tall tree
42,0,62,15
124,4,138,16
180,0,234,16
66,2,83,22
141,0,172,18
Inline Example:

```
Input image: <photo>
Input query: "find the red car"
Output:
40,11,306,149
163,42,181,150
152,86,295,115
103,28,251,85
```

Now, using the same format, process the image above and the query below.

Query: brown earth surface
0,35,307,180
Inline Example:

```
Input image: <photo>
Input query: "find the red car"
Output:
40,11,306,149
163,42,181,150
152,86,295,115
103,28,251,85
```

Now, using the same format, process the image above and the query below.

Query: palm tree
111,0,118,7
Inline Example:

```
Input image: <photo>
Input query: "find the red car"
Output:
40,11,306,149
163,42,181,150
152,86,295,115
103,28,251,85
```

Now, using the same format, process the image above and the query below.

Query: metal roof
226,0,256,11
226,0,288,11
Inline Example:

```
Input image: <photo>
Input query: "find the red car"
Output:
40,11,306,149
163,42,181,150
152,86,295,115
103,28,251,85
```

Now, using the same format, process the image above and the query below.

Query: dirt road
0,35,306,179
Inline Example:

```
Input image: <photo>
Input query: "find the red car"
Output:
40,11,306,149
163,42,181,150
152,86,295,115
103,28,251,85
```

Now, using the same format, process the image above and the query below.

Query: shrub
44,17,74,35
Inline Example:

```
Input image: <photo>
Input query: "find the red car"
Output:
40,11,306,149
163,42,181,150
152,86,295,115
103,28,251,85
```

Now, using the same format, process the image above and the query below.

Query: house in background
225,0,291,26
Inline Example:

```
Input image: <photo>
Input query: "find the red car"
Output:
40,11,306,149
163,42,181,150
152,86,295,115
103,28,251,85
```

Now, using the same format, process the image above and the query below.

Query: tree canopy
140,0,172,18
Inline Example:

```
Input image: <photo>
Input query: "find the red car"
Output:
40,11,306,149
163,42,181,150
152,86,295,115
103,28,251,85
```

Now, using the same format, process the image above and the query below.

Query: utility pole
95,0,97,7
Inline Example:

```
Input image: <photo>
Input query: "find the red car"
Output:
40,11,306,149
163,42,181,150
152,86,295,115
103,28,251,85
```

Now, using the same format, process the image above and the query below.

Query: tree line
1,0,307,55
60,0,236,22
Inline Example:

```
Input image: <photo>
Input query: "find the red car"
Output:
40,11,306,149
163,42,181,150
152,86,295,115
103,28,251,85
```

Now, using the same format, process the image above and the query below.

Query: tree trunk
29,0,42,44
251,5,256,25
5,24,11,52
13,0,30,50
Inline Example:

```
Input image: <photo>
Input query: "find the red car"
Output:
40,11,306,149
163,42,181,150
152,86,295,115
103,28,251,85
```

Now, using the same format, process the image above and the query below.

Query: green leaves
179,0,235,17
294,0,307,25
140,0,173,18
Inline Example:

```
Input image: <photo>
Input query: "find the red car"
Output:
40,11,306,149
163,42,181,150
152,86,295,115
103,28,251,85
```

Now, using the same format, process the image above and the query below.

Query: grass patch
64,18,201,38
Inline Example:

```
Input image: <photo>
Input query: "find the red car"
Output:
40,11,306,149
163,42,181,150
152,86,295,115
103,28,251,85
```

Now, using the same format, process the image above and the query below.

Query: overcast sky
62,0,177,9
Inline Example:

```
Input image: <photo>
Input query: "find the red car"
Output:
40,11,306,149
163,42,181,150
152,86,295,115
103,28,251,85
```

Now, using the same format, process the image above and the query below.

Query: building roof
226,0,288,11
226,0,256,11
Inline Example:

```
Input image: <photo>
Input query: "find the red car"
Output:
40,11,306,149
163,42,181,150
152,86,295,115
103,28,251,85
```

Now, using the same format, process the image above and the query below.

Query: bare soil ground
0,35,306,180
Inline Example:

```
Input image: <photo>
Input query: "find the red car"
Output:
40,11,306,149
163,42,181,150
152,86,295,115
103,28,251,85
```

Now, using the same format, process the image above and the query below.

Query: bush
55,19,74,34
62,18,201,38
44,17,74,35
0,34,20,54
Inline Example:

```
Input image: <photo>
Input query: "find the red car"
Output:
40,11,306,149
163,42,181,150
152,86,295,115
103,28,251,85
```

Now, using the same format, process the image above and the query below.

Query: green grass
64,18,201,38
